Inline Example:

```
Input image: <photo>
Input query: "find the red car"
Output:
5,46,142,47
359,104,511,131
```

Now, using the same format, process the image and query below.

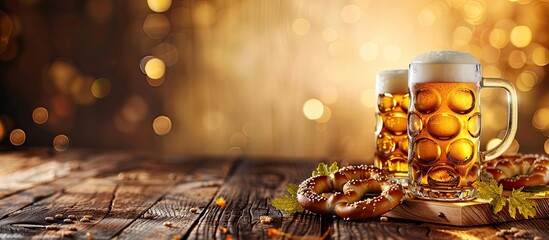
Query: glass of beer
407,50,518,201
374,69,409,185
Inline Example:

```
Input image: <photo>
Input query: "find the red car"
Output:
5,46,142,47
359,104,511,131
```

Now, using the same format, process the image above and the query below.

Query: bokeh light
153,115,172,136
532,46,549,66
510,25,532,48
292,18,310,36
144,57,166,80
32,107,48,124
53,134,70,152
147,0,172,13
143,14,171,39
9,129,25,146
340,4,361,24
533,108,549,130
303,99,324,120
322,28,338,43
91,78,111,99
489,29,509,49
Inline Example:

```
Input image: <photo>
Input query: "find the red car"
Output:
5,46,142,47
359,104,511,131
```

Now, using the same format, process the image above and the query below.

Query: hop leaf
508,187,536,219
473,179,506,214
312,162,339,177
474,179,537,219
270,183,303,214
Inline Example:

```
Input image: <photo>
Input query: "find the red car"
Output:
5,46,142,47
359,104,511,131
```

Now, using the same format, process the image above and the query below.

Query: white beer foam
410,51,481,84
411,50,479,64
376,69,408,94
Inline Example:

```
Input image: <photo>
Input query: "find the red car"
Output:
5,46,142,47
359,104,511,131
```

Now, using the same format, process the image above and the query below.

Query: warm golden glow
359,42,379,61
153,115,172,136
192,2,215,27
315,106,332,124
508,50,526,69
532,46,549,66
533,108,549,130
545,139,549,155
53,134,70,152
143,14,171,39
361,89,376,108
340,4,361,24
515,71,537,92
417,9,436,26
91,78,111,99
322,28,338,43
147,0,172,13
144,58,166,80
292,18,310,36
303,99,324,120
383,45,401,62
489,29,509,49
32,107,49,124
510,25,532,48
9,129,25,146
462,0,486,25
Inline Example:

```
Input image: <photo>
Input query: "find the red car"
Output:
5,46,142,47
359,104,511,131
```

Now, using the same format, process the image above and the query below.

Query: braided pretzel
483,154,549,189
297,165,404,220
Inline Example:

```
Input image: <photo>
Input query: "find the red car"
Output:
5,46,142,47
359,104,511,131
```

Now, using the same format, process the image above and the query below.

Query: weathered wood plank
384,196,549,226
0,153,197,239
0,152,140,220
113,157,237,240
185,159,326,239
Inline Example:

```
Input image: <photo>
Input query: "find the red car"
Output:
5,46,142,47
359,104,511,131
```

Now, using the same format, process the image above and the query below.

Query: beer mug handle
480,78,518,162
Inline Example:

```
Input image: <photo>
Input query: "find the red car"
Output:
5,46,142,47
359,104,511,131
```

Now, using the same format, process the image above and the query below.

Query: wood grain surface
0,150,547,239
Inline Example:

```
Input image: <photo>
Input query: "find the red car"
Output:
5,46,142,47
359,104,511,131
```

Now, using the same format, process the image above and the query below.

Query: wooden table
0,149,547,239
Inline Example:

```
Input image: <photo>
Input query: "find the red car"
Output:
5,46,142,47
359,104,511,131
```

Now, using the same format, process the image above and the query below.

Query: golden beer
408,50,518,201
374,70,409,184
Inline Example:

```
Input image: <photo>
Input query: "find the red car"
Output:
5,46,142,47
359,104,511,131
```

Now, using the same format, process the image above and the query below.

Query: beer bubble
467,113,481,137
413,138,441,163
427,165,459,188
401,94,410,113
398,137,409,154
427,113,460,140
10,129,26,146
447,139,475,164
408,112,423,137
385,112,407,136
53,134,70,152
414,88,441,114
153,115,172,136
32,107,49,124
376,133,396,155
448,88,475,114
378,93,396,113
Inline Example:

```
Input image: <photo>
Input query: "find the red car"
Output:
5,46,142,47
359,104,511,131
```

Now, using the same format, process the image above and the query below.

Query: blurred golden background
1,0,548,160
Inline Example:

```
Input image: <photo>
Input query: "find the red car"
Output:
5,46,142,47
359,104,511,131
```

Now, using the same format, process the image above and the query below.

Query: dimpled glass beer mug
407,51,518,201
374,70,409,185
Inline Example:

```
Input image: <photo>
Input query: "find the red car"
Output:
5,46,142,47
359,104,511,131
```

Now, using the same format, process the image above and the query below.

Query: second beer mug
374,70,409,184
408,51,518,201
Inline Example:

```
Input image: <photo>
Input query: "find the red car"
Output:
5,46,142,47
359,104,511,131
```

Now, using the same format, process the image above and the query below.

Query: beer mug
374,70,409,185
407,51,518,201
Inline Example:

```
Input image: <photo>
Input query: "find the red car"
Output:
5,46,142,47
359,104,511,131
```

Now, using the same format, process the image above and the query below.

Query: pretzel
483,154,549,189
297,165,404,219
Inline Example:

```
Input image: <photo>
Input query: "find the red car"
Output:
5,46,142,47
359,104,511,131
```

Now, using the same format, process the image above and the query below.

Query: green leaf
474,178,502,200
312,162,339,177
490,195,506,215
328,162,339,174
508,187,536,219
287,183,299,198
269,183,303,214
522,185,549,192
